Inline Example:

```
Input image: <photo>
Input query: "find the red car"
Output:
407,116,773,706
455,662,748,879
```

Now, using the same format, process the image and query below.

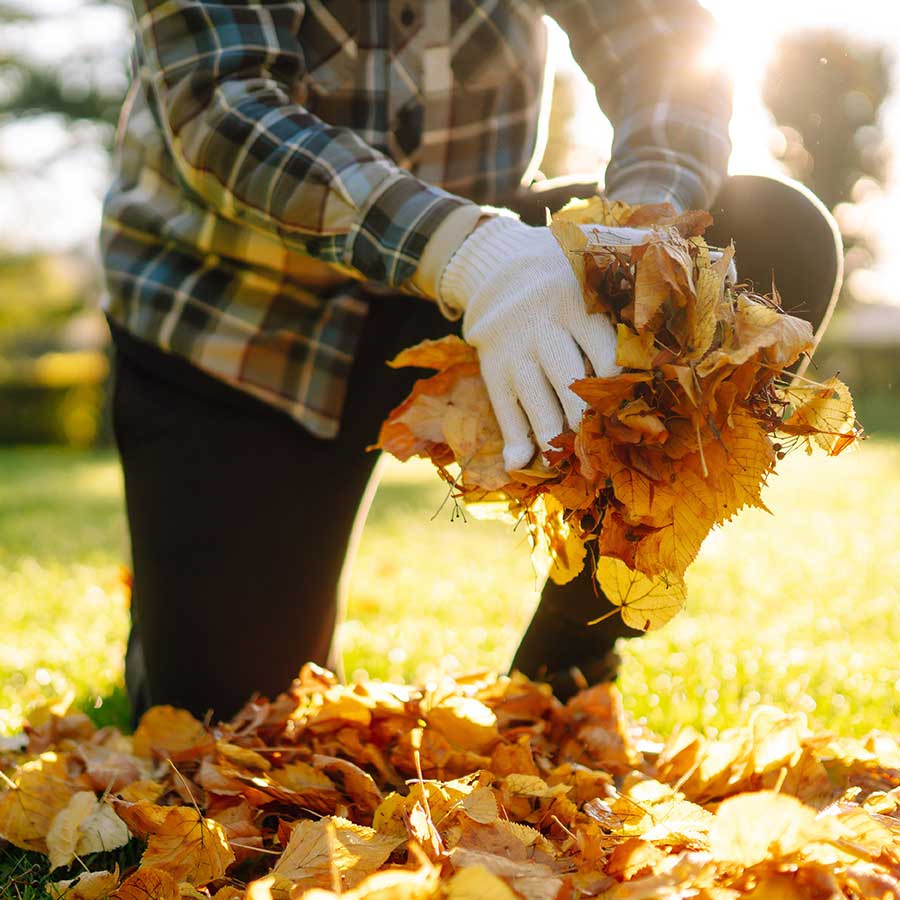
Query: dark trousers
111,300,637,723
111,174,841,723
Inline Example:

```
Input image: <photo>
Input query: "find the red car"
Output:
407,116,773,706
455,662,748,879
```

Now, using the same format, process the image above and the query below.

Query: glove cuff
439,215,538,316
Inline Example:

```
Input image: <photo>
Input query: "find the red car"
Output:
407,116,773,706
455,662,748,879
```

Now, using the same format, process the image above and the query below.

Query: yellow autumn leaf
425,695,499,753
461,786,499,825
131,706,214,761
686,242,733,361
117,778,166,804
634,468,715,578
312,755,385,814
553,195,632,227
272,817,403,892
635,797,715,848
595,557,687,631
709,791,837,867
781,376,858,455
216,740,272,772
47,868,120,900
525,493,588,586
274,859,441,900
445,865,519,900
697,298,813,376
0,751,79,853
742,874,811,900
441,379,509,491
616,323,657,369
270,760,338,794
503,774,571,800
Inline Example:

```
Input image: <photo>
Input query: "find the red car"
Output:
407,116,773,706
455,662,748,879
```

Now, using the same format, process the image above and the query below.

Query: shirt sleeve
131,0,480,292
546,0,733,212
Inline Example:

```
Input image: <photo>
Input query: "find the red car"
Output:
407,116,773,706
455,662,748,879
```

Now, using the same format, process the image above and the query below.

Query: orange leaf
570,373,652,415
131,706,214,762
388,335,478,371
113,800,234,886
110,868,180,900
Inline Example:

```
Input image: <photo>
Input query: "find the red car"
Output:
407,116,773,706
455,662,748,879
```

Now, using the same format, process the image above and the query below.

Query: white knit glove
440,216,650,472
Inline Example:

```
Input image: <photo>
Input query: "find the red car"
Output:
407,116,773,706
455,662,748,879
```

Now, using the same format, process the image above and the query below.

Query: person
100,1,837,724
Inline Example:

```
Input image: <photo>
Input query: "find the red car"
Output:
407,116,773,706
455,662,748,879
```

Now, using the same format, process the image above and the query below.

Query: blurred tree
0,0,129,444
763,30,893,301
0,0,124,129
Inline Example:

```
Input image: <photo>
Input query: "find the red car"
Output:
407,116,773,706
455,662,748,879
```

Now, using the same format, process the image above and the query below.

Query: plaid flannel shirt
101,0,731,438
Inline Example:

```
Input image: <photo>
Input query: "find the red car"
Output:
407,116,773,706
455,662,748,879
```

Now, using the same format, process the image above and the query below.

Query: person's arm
131,0,483,293
547,0,733,212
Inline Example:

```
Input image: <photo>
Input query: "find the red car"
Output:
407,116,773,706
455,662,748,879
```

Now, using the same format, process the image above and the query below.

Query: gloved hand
440,216,651,471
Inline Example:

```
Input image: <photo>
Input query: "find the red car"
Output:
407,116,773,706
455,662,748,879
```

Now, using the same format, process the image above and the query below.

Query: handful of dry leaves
3,668,900,898
377,199,861,629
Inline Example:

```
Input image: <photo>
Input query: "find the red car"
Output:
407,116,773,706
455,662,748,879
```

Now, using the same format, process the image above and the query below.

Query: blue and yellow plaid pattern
101,0,731,438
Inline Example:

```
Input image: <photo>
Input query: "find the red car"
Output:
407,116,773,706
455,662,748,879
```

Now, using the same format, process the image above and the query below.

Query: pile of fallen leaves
376,199,862,630
3,667,900,898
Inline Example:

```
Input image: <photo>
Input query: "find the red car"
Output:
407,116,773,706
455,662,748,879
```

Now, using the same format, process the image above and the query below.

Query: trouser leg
112,295,453,723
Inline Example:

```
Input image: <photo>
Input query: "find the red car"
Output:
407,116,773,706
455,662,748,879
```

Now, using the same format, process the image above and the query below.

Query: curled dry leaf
47,790,130,870
375,199,862,628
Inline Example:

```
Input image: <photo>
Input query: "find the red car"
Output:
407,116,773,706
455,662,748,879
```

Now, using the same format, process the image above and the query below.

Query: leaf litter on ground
2,666,900,898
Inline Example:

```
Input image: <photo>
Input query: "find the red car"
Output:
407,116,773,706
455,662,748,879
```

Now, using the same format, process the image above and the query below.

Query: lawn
1,439,899,896
1,438,898,740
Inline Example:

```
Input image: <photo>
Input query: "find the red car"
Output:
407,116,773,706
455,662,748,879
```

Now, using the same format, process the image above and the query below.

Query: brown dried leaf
632,232,694,333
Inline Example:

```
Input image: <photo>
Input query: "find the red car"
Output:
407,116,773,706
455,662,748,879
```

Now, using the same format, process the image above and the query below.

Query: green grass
1,443,900,738
1,441,900,894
